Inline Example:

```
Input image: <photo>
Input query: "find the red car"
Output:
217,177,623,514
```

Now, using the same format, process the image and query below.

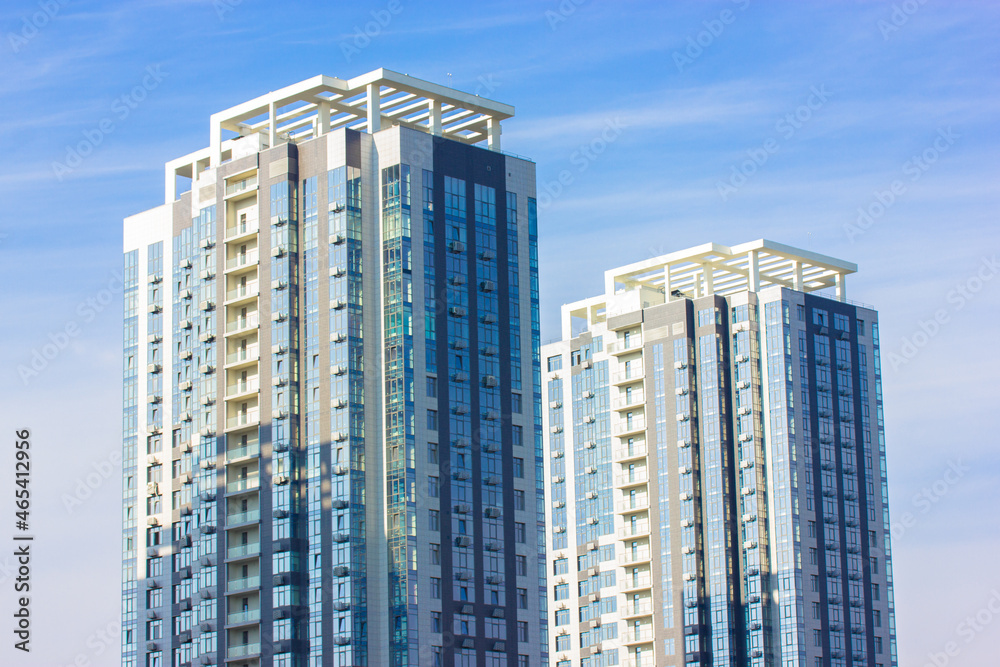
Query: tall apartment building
542,241,897,667
122,69,547,667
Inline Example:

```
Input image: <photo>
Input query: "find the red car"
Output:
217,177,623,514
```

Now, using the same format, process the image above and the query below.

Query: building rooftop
163,68,514,203
558,240,859,340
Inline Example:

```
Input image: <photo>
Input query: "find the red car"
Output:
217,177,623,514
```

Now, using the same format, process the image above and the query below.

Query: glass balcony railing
225,220,259,239
226,377,260,396
227,575,261,592
226,409,260,429
226,509,260,525
226,640,261,657
225,249,259,271
225,284,260,302
225,175,258,197
226,477,260,493
226,347,260,365
225,313,259,334
226,443,260,461
226,542,261,559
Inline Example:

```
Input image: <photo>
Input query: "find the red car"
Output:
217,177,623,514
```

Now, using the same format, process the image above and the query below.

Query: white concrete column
367,84,382,133
318,101,331,136
487,117,500,150
793,261,803,291
429,100,442,136
835,273,846,302
748,250,760,292
693,269,702,298
210,120,221,168
561,305,574,341
165,166,176,204
268,100,277,148
703,263,714,296
664,265,673,301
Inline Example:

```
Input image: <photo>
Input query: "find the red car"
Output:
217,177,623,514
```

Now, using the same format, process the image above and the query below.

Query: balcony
227,542,261,560
226,442,260,462
621,599,654,618
608,338,643,356
614,442,648,462
227,477,260,494
612,395,644,411
611,368,644,385
225,346,260,367
225,313,259,335
225,174,258,198
616,498,650,515
226,641,261,658
226,409,260,430
620,573,653,592
614,418,646,437
622,627,655,644
225,220,260,241
225,249,259,273
226,377,260,398
618,549,652,566
226,509,261,526
225,283,260,305
618,523,651,540
227,575,261,593
615,469,649,487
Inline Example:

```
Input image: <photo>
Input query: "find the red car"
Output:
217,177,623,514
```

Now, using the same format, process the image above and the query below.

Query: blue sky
0,1,998,664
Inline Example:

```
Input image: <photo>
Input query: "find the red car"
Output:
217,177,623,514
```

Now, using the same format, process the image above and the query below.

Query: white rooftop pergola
561,240,858,338
605,239,856,299
210,68,513,164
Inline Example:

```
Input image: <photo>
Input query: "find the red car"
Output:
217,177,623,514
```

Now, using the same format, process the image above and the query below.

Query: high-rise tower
122,69,546,667
542,241,896,667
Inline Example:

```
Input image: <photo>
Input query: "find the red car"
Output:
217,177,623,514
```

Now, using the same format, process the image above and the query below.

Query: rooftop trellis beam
603,239,856,301
207,68,514,165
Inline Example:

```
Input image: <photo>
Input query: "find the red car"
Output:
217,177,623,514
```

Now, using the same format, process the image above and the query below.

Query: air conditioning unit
674,361,687,370
679,492,692,501
199,364,214,375
271,279,287,290
455,536,472,547
680,519,693,528
678,465,691,474
332,299,347,310
273,474,289,485
332,364,347,376
272,409,288,420
484,507,501,518
742,513,756,523
741,486,755,496
271,311,287,322
740,459,754,469
736,380,750,389
271,344,287,355
675,387,687,395
678,439,691,448
330,233,346,245
743,540,758,550
270,246,286,258
329,203,345,213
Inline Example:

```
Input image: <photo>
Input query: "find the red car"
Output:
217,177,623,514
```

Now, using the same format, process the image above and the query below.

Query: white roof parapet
208,68,514,165
603,239,856,302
